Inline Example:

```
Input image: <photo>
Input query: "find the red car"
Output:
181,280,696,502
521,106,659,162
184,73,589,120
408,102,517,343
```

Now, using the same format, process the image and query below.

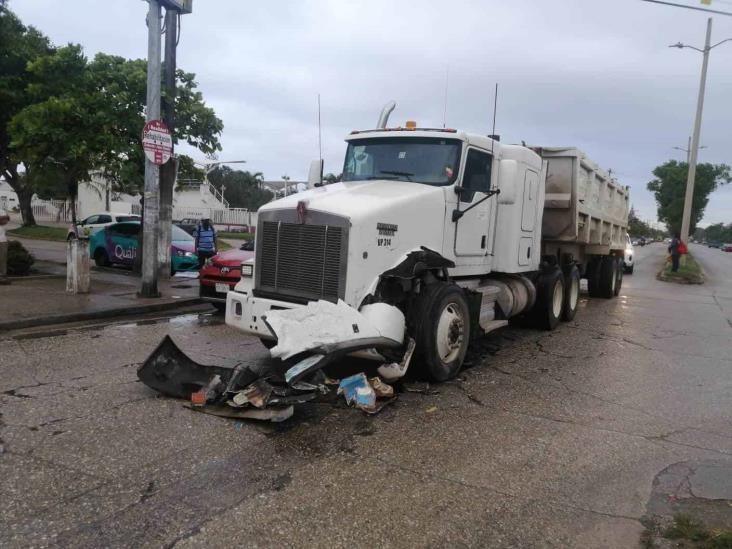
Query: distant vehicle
637,236,646,247
624,233,634,274
708,241,722,249
175,217,201,236
89,221,198,273
199,244,255,311
67,212,140,240
722,243,732,252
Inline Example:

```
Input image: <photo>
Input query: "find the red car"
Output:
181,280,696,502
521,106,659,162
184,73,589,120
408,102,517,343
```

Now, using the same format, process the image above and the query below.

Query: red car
199,245,255,311
722,243,732,252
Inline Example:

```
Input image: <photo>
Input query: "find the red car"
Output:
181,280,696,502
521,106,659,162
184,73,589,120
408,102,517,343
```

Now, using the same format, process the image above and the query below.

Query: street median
657,253,705,285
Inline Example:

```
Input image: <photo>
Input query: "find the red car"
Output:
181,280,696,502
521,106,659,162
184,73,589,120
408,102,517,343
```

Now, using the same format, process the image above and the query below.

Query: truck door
454,148,494,257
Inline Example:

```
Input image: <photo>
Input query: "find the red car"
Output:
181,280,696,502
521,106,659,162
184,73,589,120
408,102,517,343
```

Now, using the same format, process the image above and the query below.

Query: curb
7,233,68,242
0,297,208,333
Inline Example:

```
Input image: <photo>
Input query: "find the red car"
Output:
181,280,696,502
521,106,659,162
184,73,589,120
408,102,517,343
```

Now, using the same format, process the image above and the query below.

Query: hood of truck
258,179,448,306
259,180,445,223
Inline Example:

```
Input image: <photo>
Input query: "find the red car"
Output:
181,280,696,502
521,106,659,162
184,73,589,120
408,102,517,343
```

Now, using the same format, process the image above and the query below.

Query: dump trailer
219,103,630,383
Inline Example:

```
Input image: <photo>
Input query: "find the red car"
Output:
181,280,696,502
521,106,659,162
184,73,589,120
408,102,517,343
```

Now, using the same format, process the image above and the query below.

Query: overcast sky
11,0,732,225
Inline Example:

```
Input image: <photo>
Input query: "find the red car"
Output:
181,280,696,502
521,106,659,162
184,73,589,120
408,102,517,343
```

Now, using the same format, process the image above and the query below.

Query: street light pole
679,18,712,245
140,0,162,297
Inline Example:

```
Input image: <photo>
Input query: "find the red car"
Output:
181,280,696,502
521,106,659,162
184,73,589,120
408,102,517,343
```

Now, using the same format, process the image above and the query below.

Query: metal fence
173,206,257,231
31,199,78,223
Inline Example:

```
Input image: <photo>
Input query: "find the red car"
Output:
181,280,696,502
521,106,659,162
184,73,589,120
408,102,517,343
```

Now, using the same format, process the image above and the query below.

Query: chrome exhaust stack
376,101,396,129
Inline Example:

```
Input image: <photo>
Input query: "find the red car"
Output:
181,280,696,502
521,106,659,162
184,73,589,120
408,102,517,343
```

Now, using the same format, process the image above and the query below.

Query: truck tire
411,282,470,382
598,256,618,299
614,258,623,296
586,257,602,298
533,268,564,330
624,264,634,275
561,265,580,322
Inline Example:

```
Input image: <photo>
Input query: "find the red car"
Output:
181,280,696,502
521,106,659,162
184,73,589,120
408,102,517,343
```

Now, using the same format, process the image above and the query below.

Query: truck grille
257,220,346,302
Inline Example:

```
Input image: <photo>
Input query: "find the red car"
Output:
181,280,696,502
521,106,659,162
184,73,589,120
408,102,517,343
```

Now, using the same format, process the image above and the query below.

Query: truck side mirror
308,159,324,189
497,160,518,205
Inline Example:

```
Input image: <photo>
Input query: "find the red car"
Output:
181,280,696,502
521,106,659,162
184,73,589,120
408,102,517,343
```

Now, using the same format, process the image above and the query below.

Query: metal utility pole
140,0,162,297
679,18,712,245
158,7,177,279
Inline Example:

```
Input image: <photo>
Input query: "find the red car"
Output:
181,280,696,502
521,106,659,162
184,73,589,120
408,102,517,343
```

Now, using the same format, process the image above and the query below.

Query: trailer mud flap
137,335,257,400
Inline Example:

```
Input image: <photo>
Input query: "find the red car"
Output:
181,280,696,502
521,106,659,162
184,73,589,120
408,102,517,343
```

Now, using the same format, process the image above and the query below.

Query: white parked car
624,233,634,274
67,212,141,240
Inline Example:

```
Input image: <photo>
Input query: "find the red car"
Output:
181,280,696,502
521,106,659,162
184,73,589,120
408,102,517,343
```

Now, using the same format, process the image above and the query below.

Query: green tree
208,167,273,210
323,172,342,184
704,222,732,244
647,160,731,236
5,7,223,225
0,5,52,225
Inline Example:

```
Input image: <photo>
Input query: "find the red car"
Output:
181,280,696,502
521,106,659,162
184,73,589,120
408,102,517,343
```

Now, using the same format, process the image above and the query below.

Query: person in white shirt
0,207,9,284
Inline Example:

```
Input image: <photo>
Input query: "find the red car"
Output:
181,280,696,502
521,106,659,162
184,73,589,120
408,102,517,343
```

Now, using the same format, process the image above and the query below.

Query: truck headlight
241,263,253,277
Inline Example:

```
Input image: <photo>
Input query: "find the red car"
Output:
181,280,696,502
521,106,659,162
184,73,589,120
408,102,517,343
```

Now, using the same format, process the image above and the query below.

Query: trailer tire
533,267,564,330
586,257,602,298
598,256,618,299
614,258,623,296
410,282,470,382
561,265,580,322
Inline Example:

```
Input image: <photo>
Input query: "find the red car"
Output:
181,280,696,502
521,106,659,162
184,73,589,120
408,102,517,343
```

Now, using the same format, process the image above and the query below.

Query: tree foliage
2,5,224,225
207,166,273,210
647,160,731,235
627,207,665,239
0,5,52,224
701,222,732,244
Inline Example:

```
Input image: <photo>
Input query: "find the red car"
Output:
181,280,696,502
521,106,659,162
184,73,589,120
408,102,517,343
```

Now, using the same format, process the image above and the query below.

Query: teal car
89,221,199,273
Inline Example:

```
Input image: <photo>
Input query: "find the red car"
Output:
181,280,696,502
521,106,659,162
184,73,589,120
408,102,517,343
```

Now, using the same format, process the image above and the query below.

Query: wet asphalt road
1,243,731,548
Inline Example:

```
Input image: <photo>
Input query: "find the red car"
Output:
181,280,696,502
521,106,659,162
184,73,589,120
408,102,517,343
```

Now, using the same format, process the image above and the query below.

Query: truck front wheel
411,282,471,382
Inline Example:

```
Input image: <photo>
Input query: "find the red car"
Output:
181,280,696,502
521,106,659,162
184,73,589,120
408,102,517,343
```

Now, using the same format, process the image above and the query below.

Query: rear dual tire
588,256,620,299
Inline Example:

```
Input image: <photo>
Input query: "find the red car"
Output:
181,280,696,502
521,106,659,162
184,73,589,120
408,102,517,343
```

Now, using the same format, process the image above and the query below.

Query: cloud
11,0,732,224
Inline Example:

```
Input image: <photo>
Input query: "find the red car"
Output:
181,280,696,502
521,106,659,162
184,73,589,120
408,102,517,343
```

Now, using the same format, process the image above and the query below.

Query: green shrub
7,240,35,275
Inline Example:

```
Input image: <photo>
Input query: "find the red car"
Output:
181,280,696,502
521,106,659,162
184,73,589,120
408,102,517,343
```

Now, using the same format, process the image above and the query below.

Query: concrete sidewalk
0,263,206,332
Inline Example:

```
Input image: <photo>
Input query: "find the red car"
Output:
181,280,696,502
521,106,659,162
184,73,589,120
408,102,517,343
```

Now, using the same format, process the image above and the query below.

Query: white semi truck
225,104,629,382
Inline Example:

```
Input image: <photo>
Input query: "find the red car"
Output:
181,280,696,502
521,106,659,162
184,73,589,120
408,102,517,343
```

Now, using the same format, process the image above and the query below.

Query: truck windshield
342,137,461,186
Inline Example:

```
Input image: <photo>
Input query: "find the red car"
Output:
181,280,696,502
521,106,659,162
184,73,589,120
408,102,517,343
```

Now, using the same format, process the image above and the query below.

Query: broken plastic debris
241,379,273,409
425,406,438,413
369,377,394,398
187,404,294,423
265,300,405,360
284,354,327,385
338,373,376,412
377,338,416,381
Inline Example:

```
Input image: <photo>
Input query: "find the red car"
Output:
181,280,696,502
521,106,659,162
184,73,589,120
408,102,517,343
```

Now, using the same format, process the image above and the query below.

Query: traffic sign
142,120,173,166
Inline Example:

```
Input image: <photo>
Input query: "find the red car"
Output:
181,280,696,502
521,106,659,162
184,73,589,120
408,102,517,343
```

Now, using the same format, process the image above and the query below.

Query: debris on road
139,306,414,420
265,300,405,361
187,403,294,422
377,337,416,381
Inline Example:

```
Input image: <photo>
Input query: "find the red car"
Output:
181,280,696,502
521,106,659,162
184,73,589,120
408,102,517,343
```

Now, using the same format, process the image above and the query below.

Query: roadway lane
2,242,732,548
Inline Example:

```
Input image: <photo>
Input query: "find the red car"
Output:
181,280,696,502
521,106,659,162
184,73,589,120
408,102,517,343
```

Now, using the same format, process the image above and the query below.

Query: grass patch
658,252,704,284
660,514,732,548
217,240,232,251
8,225,68,241
217,231,253,240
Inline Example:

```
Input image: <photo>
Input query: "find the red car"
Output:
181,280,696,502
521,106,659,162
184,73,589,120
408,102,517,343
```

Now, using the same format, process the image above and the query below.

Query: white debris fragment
265,300,405,360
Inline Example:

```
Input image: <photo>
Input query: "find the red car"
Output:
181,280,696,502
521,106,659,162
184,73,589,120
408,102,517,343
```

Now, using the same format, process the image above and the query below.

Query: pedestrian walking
0,207,10,284
193,217,217,268
668,233,681,273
